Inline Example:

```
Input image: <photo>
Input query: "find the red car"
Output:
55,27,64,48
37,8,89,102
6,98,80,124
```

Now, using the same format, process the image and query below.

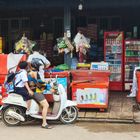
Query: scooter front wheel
60,106,78,124
2,105,24,126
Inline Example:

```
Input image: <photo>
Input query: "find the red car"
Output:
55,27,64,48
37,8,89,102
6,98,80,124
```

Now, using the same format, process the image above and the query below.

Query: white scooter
0,78,78,126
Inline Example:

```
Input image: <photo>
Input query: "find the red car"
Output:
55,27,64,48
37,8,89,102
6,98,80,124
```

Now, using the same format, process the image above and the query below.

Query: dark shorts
14,87,32,101
33,92,45,102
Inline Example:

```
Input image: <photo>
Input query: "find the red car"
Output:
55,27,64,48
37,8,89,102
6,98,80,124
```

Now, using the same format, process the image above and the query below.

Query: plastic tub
136,71,140,103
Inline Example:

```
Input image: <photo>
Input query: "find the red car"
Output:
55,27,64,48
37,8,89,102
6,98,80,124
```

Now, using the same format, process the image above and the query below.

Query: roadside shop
1,0,140,110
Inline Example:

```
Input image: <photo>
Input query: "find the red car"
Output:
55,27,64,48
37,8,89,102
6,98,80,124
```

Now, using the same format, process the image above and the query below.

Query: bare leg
0,95,2,100
26,100,31,111
39,99,49,126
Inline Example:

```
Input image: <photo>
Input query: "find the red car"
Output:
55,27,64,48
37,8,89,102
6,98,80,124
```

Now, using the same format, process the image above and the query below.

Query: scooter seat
2,93,27,108
9,93,23,98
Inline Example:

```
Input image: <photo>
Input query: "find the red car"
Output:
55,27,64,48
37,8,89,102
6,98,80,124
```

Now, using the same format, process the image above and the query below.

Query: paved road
0,120,140,140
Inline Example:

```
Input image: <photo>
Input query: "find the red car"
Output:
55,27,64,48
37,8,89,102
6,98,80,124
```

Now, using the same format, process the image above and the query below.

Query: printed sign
76,88,108,105
44,77,67,94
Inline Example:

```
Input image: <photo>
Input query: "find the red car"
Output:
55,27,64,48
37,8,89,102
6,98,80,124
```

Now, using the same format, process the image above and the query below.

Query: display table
71,70,110,111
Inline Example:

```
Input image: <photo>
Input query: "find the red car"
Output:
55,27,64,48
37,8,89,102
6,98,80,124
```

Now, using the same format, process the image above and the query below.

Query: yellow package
36,88,43,94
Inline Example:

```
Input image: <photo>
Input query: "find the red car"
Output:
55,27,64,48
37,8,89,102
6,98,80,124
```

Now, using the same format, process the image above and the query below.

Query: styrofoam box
90,62,109,70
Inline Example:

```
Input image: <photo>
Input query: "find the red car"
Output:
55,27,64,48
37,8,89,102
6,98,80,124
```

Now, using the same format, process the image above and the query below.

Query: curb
77,117,134,123
0,115,140,124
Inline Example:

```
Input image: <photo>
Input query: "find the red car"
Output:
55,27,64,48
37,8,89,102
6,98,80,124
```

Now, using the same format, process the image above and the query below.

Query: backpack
6,72,16,83
31,58,45,71
4,71,21,93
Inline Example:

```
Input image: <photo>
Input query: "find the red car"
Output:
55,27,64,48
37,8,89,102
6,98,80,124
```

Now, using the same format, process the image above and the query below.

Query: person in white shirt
15,61,52,129
27,45,50,81
14,61,34,111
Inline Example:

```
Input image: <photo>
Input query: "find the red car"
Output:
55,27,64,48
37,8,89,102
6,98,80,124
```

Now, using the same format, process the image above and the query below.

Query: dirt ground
0,120,140,140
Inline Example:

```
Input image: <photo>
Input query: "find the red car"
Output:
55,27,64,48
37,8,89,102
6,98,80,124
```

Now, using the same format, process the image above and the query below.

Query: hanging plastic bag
15,34,36,54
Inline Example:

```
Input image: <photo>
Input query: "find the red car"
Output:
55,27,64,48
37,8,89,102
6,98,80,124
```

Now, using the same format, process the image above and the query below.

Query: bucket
136,91,140,103
136,71,140,103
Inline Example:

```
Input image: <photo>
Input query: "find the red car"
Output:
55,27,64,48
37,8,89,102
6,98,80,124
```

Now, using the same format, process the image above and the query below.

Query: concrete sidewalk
78,92,140,123
0,92,140,123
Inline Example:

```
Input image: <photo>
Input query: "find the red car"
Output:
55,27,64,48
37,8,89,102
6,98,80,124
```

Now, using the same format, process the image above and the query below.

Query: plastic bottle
71,57,78,70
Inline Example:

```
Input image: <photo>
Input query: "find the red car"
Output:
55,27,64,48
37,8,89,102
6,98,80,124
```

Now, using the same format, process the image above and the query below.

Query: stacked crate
46,40,53,60
77,24,97,41
87,24,97,41
77,27,87,36
37,40,47,51
37,39,53,61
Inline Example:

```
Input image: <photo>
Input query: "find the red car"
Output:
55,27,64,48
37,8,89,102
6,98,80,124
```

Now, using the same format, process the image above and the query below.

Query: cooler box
71,80,109,110
71,70,110,110
71,70,110,81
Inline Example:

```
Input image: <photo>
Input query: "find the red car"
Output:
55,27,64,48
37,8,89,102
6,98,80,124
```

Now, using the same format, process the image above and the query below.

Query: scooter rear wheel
60,106,78,124
2,105,24,126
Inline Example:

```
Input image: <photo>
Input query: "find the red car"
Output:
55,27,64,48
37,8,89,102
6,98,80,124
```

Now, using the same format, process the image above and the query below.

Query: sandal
41,125,52,129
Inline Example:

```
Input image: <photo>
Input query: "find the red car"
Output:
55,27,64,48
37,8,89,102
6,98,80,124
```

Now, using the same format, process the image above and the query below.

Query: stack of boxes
77,24,97,41
77,24,98,61
37,33,54,61
86,24,97,41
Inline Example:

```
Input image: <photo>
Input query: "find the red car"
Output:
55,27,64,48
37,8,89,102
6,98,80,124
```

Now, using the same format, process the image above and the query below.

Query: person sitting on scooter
14,61,34,113
28,61,52,129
